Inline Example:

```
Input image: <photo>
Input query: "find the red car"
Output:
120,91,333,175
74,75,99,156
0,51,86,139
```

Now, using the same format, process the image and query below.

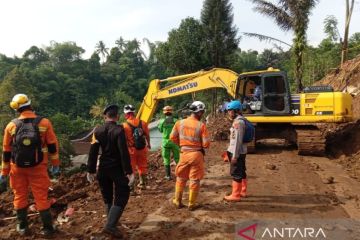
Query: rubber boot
105,203,112,215
240,179,247,197
224,181,242,202
16,208,29,236
188,189,199,211
103,206,124,238
172,183,184,208
137,174,147,190
164,165,171,180
39,209,56,236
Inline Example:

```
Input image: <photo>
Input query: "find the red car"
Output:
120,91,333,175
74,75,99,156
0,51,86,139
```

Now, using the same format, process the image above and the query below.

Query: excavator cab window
239,72,291,115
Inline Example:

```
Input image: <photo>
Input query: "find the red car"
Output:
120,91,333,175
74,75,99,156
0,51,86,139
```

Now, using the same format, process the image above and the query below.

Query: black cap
103,104,119,115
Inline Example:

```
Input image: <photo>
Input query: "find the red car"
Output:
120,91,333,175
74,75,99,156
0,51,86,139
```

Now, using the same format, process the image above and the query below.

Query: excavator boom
137,68,239,123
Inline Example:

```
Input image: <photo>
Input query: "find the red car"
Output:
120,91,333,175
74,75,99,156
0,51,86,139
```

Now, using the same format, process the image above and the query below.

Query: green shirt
158,116,178,142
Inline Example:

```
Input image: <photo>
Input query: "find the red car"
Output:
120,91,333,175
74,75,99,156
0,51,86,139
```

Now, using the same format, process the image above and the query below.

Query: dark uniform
87,121,132,213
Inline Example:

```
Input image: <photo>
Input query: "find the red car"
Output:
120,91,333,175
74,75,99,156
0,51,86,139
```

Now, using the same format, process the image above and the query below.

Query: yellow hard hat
10,94,31,110
163,106,173,113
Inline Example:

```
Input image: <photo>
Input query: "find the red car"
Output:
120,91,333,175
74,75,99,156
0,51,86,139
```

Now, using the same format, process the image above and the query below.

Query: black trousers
227,152,247,182
97,166,130,207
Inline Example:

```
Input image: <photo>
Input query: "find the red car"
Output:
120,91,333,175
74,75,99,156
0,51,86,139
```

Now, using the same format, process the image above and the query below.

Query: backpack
127,121,146,150
11,117,44,168
240,117,255,143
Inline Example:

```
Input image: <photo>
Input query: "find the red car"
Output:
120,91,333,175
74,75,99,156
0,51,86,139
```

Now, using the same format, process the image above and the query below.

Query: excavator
136,68,353,156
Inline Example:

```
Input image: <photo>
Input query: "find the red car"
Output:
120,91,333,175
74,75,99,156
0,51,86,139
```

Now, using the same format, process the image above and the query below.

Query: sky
0,0,359,59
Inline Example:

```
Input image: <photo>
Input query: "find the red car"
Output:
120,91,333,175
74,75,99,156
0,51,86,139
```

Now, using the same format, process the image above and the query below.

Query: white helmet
189,101,206,113
123,104,135,114
10,94,31,110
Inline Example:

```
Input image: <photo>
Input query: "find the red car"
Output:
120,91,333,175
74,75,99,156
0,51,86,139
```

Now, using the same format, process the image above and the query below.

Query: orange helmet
163,106,173,114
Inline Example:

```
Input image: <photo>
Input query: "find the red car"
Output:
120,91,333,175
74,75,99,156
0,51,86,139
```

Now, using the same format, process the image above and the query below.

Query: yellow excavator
137,68,353,156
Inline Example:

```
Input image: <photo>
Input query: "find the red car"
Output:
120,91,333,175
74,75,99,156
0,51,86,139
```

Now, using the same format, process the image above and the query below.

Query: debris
265,163,277,170
323,176,335,184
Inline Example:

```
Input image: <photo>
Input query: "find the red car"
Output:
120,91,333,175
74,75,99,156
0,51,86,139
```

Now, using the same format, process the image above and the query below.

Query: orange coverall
170,116,210,190
1,110,59,211
123,116,150,175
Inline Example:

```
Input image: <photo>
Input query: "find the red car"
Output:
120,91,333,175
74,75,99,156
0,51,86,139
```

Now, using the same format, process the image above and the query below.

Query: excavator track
295,126,326,156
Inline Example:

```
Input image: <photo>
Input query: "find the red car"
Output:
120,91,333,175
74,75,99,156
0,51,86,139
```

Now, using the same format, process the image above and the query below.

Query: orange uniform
1,110,59,211
170,116,210,189
123,116,150,175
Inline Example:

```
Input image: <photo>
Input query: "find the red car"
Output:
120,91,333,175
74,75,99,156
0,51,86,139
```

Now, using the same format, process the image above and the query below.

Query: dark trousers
97,166,130,208
227,152,247,182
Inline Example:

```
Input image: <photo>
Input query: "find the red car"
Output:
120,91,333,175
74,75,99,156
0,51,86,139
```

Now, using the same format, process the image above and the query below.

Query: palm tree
89,97,108,119
115,37,126,53
95,41,109,63
249,0,319,92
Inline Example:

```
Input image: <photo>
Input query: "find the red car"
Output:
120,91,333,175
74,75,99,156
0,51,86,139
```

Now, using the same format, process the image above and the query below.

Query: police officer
87,104,134,238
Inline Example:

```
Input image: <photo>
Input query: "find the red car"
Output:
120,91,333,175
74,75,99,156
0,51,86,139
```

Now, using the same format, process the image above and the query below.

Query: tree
115,37,126,53
323,15,341,42
201,0,239,113
95,41,109,62
342,0,355,65
201,0,239,67
250,0,319,92
156,17,209,74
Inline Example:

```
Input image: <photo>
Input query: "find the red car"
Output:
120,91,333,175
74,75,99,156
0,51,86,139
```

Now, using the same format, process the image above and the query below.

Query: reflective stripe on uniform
50,154,59,160
181,146,203,152
38,127,47,132
179,120,202,143
41,147,48,153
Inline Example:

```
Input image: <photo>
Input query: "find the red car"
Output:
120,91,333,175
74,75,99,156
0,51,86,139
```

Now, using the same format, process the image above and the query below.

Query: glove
51,166,60,176
127,174,135,187
87,173,96,183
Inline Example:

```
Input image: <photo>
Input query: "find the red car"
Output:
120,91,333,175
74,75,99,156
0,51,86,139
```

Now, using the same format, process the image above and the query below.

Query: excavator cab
237,69,291,116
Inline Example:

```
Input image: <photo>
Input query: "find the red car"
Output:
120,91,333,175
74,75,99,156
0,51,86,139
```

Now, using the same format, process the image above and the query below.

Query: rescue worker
86,104,134,238
224,100,248,201
0,94,59,236
123,104,151,190
170,101,210,210
158,106,180,180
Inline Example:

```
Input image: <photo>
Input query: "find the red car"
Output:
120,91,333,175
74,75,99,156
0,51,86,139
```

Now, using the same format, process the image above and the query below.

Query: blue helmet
226,100,242,111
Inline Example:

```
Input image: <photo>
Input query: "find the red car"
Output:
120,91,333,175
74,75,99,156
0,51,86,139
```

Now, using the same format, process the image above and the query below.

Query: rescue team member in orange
170,101,210,210
0,94,59,236
123,104,151,190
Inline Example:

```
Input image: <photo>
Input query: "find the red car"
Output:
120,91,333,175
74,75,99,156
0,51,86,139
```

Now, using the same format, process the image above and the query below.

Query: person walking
170,101,210,210
158,106,180,180
224,100,248,201
123,104,151,190
0,94,59,236
87,104,134,238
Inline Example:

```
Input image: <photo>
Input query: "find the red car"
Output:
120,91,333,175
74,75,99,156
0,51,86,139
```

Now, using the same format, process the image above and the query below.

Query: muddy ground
1,139,360,239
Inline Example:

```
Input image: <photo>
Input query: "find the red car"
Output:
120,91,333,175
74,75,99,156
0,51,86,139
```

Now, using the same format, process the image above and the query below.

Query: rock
265,163,277,170
323,176,335,184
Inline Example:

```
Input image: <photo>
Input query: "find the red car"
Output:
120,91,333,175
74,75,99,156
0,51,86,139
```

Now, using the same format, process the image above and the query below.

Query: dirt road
0,141,359,239
131,141,360,239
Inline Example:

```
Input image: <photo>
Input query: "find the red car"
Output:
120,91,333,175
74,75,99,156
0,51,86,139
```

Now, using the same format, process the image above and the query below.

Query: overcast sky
0,0,359,58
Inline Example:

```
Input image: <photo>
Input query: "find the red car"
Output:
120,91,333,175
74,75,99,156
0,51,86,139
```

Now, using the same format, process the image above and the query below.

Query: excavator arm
136,68,239,123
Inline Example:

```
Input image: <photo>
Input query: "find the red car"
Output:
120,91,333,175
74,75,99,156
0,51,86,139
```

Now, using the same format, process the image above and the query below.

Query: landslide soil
1,140,359,239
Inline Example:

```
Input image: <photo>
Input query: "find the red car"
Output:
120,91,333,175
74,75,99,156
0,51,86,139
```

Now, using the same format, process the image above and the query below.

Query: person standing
158,106,180,180
87,104,134,238
170,101,210,210
0,94,59,236
123,104,151,190
224,100,248,201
